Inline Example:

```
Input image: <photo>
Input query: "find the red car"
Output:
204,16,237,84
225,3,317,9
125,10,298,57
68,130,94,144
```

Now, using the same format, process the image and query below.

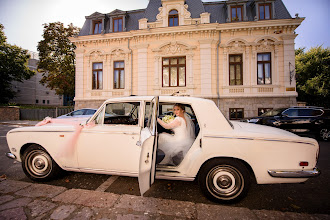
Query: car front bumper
268,168,320,178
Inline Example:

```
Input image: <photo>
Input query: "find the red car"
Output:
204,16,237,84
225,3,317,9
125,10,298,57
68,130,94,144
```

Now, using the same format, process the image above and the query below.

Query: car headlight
247,118,260,123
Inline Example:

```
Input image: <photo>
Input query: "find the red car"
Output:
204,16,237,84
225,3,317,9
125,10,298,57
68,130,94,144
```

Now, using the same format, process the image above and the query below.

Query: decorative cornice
131,44,149,49
281,34,298,40
198,39,218,44
70,18,303,46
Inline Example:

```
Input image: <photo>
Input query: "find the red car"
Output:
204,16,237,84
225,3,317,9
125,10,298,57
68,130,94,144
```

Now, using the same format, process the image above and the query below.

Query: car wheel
22,145,62,181
320,128,329,141
199,159,250,203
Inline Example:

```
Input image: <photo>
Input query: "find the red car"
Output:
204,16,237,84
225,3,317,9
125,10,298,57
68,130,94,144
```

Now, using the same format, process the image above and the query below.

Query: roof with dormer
85,12,106,19
78,0,292,36
108,9,127,16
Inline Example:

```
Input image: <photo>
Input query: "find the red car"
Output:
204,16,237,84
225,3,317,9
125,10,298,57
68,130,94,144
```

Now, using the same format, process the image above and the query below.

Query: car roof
96,96,233,132
289,106,324,109
103,96,214,105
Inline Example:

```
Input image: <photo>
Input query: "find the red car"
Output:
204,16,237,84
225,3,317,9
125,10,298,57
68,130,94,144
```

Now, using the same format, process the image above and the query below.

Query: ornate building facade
71,0,303,119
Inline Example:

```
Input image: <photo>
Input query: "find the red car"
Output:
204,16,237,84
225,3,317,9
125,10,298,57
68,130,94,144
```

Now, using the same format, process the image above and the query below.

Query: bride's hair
174,103,185,111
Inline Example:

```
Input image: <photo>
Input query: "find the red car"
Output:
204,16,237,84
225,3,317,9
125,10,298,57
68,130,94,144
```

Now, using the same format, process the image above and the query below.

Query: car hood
7,122,79,134
57,115,91,120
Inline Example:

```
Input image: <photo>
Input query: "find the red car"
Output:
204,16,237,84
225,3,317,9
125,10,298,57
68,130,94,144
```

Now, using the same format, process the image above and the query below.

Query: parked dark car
244,107,330,141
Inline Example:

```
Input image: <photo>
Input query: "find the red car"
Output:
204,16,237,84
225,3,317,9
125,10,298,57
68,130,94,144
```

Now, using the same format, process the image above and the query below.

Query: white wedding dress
158,113,195,165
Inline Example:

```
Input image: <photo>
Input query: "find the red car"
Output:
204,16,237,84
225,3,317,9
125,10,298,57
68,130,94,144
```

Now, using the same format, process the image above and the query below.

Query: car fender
7,127,77,169
181,134,318,184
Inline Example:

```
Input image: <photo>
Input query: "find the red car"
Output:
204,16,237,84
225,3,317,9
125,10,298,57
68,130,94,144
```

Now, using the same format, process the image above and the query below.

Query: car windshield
261,108,286,117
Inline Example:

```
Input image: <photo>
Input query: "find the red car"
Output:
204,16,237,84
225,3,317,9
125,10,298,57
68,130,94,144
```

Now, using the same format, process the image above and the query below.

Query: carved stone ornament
90,51,103,59
111,49,125,58
162,42,185,55
156,7,164,21
256,39,275,51
183,4,191,19
226,40,246,53
153,41,196,56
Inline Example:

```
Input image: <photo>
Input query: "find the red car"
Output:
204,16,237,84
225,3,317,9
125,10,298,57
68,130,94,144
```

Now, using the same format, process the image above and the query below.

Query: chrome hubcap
26,150,52,178
206,165,244,200
217,175,233,189
34,158,46,169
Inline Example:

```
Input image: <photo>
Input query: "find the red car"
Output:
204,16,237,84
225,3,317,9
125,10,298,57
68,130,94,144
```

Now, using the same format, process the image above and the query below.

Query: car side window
103,102,140,125
298,109,311,117
158,102,199,137
72,110,84,116
159,103,195,116
298,109,323,117
94,109,104,124
144,102,151,127
283,109,298,117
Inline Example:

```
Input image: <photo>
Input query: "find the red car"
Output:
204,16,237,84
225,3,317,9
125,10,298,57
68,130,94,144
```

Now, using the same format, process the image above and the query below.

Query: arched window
168,10,179,27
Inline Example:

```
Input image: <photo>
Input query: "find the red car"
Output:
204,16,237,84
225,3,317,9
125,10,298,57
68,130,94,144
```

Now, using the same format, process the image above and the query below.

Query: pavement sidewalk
0,120,39,127
0,178,329,220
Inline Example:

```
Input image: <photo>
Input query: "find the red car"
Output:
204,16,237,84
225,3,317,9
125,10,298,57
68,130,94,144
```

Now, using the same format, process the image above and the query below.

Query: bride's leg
158,133,174,165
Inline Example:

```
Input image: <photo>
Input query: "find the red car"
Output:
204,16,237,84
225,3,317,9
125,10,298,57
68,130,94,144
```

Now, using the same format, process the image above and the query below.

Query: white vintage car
6,96,320,202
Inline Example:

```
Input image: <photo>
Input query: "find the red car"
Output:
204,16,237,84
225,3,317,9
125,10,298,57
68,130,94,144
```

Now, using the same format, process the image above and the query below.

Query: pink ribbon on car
36,117,95,158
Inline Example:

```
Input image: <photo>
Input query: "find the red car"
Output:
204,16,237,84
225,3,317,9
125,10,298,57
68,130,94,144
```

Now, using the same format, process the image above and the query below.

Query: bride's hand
157,117,181,130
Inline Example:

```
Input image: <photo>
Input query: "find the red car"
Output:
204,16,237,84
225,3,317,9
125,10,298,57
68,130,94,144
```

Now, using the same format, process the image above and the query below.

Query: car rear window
298,109,323,117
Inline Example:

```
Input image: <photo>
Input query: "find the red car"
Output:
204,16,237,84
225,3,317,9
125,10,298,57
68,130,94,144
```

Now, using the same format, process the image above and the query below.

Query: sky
0,0,329,53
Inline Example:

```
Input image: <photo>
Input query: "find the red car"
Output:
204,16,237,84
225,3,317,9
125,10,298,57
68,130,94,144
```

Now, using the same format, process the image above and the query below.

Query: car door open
138,96,159,196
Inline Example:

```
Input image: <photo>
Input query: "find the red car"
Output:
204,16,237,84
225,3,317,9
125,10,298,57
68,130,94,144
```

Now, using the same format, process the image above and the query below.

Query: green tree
295,46,330,107
0,23,35,104
37,22,80,98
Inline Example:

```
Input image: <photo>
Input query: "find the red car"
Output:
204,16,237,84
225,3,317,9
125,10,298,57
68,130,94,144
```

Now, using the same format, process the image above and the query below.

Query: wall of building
72,18,302,118
11,53,64,106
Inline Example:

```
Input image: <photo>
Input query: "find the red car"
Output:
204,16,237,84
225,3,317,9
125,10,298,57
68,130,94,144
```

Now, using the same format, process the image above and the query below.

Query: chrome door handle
123,132,135,135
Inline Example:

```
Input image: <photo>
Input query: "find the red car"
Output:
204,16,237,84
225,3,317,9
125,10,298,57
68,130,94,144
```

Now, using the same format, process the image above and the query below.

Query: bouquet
162,115,175,124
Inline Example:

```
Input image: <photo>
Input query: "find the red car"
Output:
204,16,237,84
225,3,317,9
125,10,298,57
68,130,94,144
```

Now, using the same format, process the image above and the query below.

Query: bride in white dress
157,104,196,165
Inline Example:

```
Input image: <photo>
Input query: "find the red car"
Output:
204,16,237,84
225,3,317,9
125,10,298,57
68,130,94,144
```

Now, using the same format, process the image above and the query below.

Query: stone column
245,46,251,86
181,54,194,95
74,48,85,100
199,39,214,97
153,56,160,95
137,44,149,95
282,35,296,87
